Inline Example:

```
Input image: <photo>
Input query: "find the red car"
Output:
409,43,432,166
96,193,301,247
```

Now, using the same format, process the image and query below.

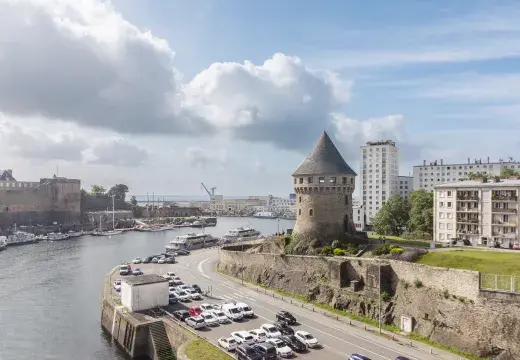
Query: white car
158,258,166,264
173,290,190,302
169,286,176,293
172,276,183,285
166,271,176,278
113,279,122,292
200,303,214,312
201,312,218,326
261,323,282,338
132,258,142,264
185,316,206,329
249,329,267,343
235,302,254,317
295,330,319,348
176,284,190,291
231,331,255,345
222,303,243,321
267,338,293,358
217,337,238,352
210,309,229,324
186,289,202,300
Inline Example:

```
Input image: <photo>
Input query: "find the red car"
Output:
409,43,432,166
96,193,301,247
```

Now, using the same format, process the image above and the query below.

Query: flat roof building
121,274,169,312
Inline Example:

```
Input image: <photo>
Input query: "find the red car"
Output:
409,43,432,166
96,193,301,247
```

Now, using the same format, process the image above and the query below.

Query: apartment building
360,141,399,225
398,176,413,197
434,179,520,247
414,158,520,193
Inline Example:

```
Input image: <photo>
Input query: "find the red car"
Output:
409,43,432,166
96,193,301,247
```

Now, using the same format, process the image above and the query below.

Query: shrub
414,279,424,288
390,247,404,255
401,280,410,289
283,235,292,247
344,243,359,255
320,245,333,256
333,248,347,256
443,289,450,299
402,230,433,241
331,240,341,249
380,291,391,302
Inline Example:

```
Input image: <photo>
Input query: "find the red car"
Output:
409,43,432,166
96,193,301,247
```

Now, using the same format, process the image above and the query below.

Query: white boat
67,230,84,238
7,230,39,246
93,196,122,237
0,236,7,251
253,211,277,219
47,232,70,241
166,233,218,251
222,227,261,241
96,229,123,236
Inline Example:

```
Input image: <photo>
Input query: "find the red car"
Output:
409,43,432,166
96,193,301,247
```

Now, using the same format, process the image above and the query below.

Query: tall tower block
292,131,357,241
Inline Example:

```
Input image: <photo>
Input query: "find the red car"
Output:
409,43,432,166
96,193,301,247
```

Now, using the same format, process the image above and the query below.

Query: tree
372,194,410,236
80,188,88,197
501,168,520,178
90,185,106,196
408,190,433,234
130,196,138,206
107,184,129,201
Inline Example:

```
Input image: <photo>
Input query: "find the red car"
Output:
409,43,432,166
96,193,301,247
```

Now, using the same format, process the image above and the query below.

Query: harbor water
0,217,295,360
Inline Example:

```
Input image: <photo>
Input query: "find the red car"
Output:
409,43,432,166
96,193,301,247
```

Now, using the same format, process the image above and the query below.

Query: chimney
487,157,490,163
468,158,470,164
423,160,426,166
441,159,443,165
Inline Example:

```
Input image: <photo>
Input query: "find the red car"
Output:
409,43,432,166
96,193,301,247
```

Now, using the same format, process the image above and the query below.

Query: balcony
457,229,479,235
492,208,517,214
492,232,517,238
457,218,479,224
492,221,518,227
457,196,479,201
457,207,479,212
492,194,518,201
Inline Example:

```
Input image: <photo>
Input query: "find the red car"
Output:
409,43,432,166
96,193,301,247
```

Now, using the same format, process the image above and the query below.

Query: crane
201,182,217,200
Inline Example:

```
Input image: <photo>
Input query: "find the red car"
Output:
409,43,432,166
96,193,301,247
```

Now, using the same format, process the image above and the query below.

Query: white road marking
197,257,211,278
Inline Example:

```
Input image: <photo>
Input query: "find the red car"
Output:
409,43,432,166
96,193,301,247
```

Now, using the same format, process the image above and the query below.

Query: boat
92,196,123,237
190,220,204,228
7,229,39,246
67,230,84,238
253,211,277,219
47,232,70,241
95,229,123,236
166,233,218,252
222,227,261,241
0,236,7,251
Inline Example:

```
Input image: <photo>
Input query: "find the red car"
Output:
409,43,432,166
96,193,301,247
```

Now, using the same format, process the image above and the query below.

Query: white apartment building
434,179,520,247
398,176,413,197
353,203,365,231
414,158,520,193
210,195,269,213
360,141,399,225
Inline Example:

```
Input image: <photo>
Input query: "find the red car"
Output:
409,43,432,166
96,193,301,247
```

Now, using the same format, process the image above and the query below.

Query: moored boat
7,231,39,246
166,232,217,252
0,236,7,251
222,227,261,242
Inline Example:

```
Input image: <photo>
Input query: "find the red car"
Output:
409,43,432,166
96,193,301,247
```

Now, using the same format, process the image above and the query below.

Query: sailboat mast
112,195,115,230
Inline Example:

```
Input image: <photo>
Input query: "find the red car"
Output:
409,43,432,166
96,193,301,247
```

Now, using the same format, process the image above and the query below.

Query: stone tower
292,131,357,241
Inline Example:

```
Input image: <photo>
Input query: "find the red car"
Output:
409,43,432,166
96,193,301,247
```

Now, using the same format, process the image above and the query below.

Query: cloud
254,161,266,173
331,114,426,162
185,147,228,169
82,139,150,166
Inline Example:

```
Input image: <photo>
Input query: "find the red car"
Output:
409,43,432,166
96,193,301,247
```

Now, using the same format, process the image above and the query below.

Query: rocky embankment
218,248,520,359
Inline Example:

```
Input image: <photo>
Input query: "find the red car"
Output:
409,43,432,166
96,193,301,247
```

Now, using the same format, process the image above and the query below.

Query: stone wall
82,196,131,212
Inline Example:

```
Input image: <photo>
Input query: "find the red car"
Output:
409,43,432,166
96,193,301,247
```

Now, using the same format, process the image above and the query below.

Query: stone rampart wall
218,249,481,300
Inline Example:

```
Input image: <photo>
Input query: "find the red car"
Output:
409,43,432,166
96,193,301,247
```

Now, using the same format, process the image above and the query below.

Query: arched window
345,195,349,205
309,209,314,216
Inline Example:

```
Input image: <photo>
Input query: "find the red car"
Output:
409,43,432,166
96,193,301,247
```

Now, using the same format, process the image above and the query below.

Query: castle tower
292,131,357,241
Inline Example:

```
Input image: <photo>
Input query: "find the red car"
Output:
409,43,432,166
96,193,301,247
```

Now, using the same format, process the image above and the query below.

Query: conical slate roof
292,131,357,176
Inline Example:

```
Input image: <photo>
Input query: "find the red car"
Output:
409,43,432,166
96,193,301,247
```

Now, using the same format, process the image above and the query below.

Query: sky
1,0,519,198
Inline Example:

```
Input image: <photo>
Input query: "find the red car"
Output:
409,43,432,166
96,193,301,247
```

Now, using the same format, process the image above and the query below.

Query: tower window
319,177,325,183
298,209,301,215
330,177,336,184
342,177,347,184
309,209,314,216
345,195,349,205
308,177,313,184
351,178,354,184
299,196,301,203
294,178,297,184
299,178,303,184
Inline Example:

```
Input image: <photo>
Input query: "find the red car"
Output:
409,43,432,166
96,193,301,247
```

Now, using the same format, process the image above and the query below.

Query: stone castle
292,131,357,241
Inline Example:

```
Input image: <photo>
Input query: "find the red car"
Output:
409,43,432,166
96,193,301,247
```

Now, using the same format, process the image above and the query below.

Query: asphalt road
113,249,453,360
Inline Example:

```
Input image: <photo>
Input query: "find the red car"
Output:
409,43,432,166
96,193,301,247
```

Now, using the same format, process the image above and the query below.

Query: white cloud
254,161,266,174
185,147,228,169
82,138,150,166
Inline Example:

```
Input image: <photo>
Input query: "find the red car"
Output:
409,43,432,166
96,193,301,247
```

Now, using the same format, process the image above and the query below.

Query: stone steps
149,321,176,360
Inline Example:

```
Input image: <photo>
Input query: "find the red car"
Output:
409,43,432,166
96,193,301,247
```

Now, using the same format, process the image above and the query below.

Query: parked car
280,335,306,352
176,249,190,255
176,284,191,291
132,258,142,264
266,338,292,358
142,256,152,263
295,330,319,348
231,331,255,345
119,264,130,276
165,257,175,264
166,271,176,278
185,316,206,329
186,288,202,300
151,257,159,263
174,290,190,302
158,258,166,264
113,279,122,292
201,312,218,326
273,321,294,335
172,276,183,285
251,342,277,360
218,337,238,352
210,309,229,324
172,310,190,322
132,268,143,276
348,354,372,360
191,284,202,293
200,303,215,312
395,357,411,360
168,293,178,304
235,302,254,317
276,310,297,325
260,324,282,338
189,306,203,317
236,344,263,360
249,329,267,343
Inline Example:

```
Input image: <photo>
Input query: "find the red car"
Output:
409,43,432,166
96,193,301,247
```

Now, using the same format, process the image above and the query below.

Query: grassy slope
367,233,440,248
184,339,233,360
416,250,520,276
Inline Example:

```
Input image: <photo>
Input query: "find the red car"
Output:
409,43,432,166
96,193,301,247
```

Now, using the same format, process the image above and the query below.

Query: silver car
185,316,206,329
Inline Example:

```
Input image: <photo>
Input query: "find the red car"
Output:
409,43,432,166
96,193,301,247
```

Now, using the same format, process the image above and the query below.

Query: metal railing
481,274,520,293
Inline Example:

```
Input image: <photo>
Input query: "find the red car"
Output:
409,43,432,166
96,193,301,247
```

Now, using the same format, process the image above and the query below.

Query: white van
222,303,244,321
235,302,254,317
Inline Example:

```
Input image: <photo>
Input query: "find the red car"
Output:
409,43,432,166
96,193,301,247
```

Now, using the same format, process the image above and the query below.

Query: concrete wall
218,249,481,300
82,196,131,212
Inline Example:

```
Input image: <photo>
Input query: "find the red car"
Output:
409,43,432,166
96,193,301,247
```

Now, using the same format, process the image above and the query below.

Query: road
114,249,458,360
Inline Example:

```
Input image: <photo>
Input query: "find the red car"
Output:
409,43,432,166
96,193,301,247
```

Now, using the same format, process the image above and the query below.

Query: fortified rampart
218,246,520,359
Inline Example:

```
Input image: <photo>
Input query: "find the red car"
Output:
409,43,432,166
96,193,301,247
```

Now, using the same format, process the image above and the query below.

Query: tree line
80,184,136,204
371,190,433,240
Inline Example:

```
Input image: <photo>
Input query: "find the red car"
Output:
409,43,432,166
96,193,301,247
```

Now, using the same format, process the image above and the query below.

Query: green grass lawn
184,339,233,360
367,233,439,248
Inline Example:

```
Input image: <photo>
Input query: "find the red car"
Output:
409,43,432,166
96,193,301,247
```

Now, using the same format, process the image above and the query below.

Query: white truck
222,303,244,321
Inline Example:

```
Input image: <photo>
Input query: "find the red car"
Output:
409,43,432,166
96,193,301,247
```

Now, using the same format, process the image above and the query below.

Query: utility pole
378,264,382,334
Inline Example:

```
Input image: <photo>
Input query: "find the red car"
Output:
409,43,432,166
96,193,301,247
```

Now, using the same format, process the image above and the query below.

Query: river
0,217,295,360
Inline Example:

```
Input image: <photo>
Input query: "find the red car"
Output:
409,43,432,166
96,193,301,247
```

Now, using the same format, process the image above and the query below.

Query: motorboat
222,227,261,241
166,233,218,252
7,231,39,246
47,232,70,241
253,211,277,219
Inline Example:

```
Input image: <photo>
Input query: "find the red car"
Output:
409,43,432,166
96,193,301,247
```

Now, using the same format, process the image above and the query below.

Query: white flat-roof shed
121,274,169,312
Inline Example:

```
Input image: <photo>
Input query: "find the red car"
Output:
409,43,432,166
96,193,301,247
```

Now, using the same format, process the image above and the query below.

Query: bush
333,248,347,256
390,247,404,255
320,245,333,256
283,235,292,247
380,291,391,302
402,230,433,241
414,279,424,288
331,240,341,249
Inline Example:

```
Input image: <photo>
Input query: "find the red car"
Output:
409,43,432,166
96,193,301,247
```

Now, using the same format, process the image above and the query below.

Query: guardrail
481,274,520,293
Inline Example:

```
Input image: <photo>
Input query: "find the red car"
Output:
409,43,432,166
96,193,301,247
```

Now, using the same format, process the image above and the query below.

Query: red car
189,306,202,317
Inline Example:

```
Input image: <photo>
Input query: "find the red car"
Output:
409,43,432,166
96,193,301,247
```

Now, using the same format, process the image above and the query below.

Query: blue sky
2,0,519,197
